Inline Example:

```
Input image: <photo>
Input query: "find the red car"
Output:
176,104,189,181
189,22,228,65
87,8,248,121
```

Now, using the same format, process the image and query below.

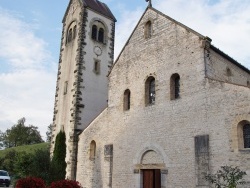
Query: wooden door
143,169,161,188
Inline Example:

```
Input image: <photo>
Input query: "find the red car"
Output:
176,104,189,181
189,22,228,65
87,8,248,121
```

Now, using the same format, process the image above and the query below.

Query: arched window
98,28,104,43
92,25,97,40
66,22,76,44
170,73,180,100
145,76,155,105
124,89,131,111
243,124,250,148
90,140,96,160
67,28,73,43
73,25,77,39
145,21,152,39
91,20,106,44
93,60,100,74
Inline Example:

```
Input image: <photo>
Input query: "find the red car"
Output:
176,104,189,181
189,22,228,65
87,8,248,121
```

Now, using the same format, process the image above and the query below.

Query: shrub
14,151,33,178
29,149,50,184
49,131,66,183
50,179,82,188
15,177,46,188
205,166,246,188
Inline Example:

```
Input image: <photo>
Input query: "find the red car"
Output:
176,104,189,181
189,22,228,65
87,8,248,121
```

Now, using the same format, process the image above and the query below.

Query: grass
0,142,49,158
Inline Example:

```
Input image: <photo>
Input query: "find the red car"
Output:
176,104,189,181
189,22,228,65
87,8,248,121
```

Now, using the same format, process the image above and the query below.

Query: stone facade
75,7,250,188
53,1,250,187
51,0,115,180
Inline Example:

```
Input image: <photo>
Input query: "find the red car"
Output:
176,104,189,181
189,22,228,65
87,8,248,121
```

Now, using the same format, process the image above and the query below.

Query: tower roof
82,0,116,21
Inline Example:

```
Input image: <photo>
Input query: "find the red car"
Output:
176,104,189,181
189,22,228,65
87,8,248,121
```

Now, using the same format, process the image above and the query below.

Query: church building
51,0,250,187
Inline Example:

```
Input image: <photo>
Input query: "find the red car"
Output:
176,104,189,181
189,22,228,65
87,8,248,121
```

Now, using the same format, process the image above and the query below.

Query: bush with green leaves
0,149,17,175
49,131,67,183
206,166,247,188
29,149,51,184
14,151,33,178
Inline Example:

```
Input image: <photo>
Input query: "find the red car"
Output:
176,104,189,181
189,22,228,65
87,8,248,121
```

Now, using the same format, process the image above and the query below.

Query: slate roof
82,0,116,21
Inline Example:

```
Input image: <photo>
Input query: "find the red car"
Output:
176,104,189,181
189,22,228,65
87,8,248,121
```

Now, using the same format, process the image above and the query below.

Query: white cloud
114,7,143,59
0,8,57,139
154,0,250,68
0,8,51,70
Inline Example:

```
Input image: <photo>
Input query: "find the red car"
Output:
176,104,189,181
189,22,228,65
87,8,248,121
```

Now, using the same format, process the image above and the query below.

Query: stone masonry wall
52,0,82,179
76,8,250,188
52,0,115,179
205,48,250,87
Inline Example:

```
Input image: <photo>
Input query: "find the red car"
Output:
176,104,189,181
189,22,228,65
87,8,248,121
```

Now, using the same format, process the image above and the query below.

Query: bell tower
51,0,116,179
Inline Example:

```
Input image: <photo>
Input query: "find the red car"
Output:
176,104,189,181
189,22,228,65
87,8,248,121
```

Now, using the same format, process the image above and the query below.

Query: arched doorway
141,150,163,188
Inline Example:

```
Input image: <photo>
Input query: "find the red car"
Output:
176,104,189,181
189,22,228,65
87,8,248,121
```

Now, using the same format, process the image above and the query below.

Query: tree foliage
29,149,51,184
0,118,44,148
0,130,67,185
49,131,67,183
46,124,53,143
206,166,247,188
14,151,34,178
0,148,51,184
0,149,17,175
0,130,4,149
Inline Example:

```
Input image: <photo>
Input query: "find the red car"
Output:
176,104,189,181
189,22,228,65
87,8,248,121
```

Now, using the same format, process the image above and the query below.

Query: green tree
49,131,67,183
206,166,247,188
1,118,44,148
46,124,53,143
14,151,34,178
29,149,51,184
0,149,17,175
0,130,4,149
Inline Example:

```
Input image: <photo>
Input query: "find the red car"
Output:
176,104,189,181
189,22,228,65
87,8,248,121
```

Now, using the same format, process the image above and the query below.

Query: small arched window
92,25,98,40
73,25,77,39
90,140,96,160
67,28,73,43
98,28,104,43
124,89,131,111
243,124,250,148
145,21,152,39
145,76,155,105
66,22,76,44
170,73,180,100
91,21,106,44
93,60,100,74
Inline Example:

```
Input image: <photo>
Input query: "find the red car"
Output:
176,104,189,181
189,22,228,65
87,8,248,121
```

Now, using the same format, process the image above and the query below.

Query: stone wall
52,0,115,179
205,47,250,87
76,7,250,188
51,0,82,179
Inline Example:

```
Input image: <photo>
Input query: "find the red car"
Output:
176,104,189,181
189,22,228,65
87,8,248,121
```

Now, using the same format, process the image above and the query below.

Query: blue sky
0,0,249,140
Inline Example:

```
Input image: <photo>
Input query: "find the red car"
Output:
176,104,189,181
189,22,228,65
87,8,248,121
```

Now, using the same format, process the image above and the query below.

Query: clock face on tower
94,46,102,56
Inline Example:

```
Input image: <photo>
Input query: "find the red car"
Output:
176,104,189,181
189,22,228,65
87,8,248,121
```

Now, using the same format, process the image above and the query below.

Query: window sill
239,149,250,153
92,39,106,45
145,103,155,107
